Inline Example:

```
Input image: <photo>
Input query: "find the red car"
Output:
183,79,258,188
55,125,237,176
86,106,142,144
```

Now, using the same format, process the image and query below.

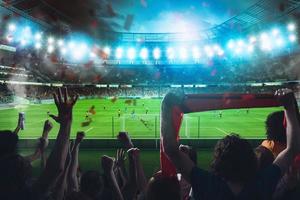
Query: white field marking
215,127,228,135
254,118,265,122
85,127,94,133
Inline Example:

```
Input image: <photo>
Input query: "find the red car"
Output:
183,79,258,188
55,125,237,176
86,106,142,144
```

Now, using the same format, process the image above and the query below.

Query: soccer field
0,98,282,139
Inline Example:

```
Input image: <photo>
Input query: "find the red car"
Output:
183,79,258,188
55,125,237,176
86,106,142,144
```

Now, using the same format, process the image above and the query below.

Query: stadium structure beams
0,0,51,29
109,0,300,42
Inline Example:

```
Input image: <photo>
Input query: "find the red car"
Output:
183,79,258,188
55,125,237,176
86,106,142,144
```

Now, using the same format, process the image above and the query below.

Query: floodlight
140,48,148,59
128,48,136,60
192,46,200,59
115,47,123,59
35,42,42,49
289,34,297,42
103,46,111,56
271,28,280,36
288,23,296,31
249,36,257,43
153,48,161,59
166,47,175,59
47,45,54,53
48,37,54,44
227,40,234,49
8,23,16,32
179,48,187,59
57,39,64,47
34,33,42,40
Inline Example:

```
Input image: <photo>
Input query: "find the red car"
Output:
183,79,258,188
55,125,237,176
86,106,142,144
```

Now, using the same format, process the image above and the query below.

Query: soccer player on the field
146,108,149,114
131,109,135,119
219,111,223,118
118,109,121,118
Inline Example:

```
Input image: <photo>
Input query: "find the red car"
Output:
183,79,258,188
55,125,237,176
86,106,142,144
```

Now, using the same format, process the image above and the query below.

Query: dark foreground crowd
0,88,300,200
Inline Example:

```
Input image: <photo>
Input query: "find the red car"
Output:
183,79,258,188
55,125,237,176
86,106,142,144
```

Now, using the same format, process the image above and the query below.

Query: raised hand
127,148,140,160
101,155,115,172
50,87,78,123
116,149,126,167
117,132,134,149
75,131,85,144
42,120,53,137
275,88,296,109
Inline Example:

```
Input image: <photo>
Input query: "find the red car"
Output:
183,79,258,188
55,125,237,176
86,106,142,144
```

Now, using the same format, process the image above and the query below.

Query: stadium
0,0,300,199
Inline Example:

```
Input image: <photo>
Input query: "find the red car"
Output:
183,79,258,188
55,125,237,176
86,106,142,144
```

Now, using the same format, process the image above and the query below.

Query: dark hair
211,134,257,183
265,111,286,143
0,155,32,198
80,170,103,199
255,145,274,171
0,130,18,157
146,173,181,200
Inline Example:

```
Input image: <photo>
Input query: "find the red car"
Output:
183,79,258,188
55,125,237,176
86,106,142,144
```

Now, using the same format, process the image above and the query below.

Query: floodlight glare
90,52,96,58
204,46,214,57
247,45,254,53
192,47,200,59
48,37,54,44
57,39,64,47
288,23,296,31
115,47,123,59
271,28,280,36
140,48,148,59
20,39,27,46
47,45,54,53
60,48,67,55
237,40,244,47
179,48,187,59
167,48,175,60
227,40,234,49
128,48,136,60
103,46,111,56
35,42,42,49
34,33,42,40
289,34,297,42
8,23,16,32
276,38,284,46
153,48,161,59
217,49,224,56
249,36,257,43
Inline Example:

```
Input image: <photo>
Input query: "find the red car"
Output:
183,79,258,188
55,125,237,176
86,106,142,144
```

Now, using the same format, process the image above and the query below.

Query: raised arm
34,87,78,196
24,120,52,164
101,155,124,200
161,92,195,182
67,131,85,193
273,89,300,173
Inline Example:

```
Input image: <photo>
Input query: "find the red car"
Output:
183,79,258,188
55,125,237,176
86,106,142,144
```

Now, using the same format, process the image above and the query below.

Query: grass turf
0,98,282,139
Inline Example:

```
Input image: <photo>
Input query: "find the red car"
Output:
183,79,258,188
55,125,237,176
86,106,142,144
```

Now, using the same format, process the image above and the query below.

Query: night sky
107,0,258,33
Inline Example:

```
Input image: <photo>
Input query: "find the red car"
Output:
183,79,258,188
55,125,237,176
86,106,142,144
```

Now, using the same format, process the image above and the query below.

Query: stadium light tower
179,48,188,59
289,34,297,42
8,23,16,32
115,47,123,59
166,47,175,60
47,45,54,53
192,46,200,59
153,48,161,59
48,37,54,44
288,23,296,31
104,46,111,57
128,48,136,60
35,42,42,49
34,33,42,40
140,48,148,59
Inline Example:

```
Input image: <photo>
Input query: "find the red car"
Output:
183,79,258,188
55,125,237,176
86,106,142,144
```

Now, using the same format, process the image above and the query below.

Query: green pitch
0,98,282,139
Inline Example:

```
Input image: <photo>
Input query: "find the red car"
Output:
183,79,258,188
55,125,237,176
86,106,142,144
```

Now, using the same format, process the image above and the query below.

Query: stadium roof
1,0,300,42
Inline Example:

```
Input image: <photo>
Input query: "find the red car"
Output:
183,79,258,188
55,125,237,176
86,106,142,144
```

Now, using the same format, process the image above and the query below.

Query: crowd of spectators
0,82,288,104
0,87,299,200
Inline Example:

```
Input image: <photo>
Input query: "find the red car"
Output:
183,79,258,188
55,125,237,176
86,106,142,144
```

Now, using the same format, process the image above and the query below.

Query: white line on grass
254,118,265,122
215,127,228,135
85,127,94,133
